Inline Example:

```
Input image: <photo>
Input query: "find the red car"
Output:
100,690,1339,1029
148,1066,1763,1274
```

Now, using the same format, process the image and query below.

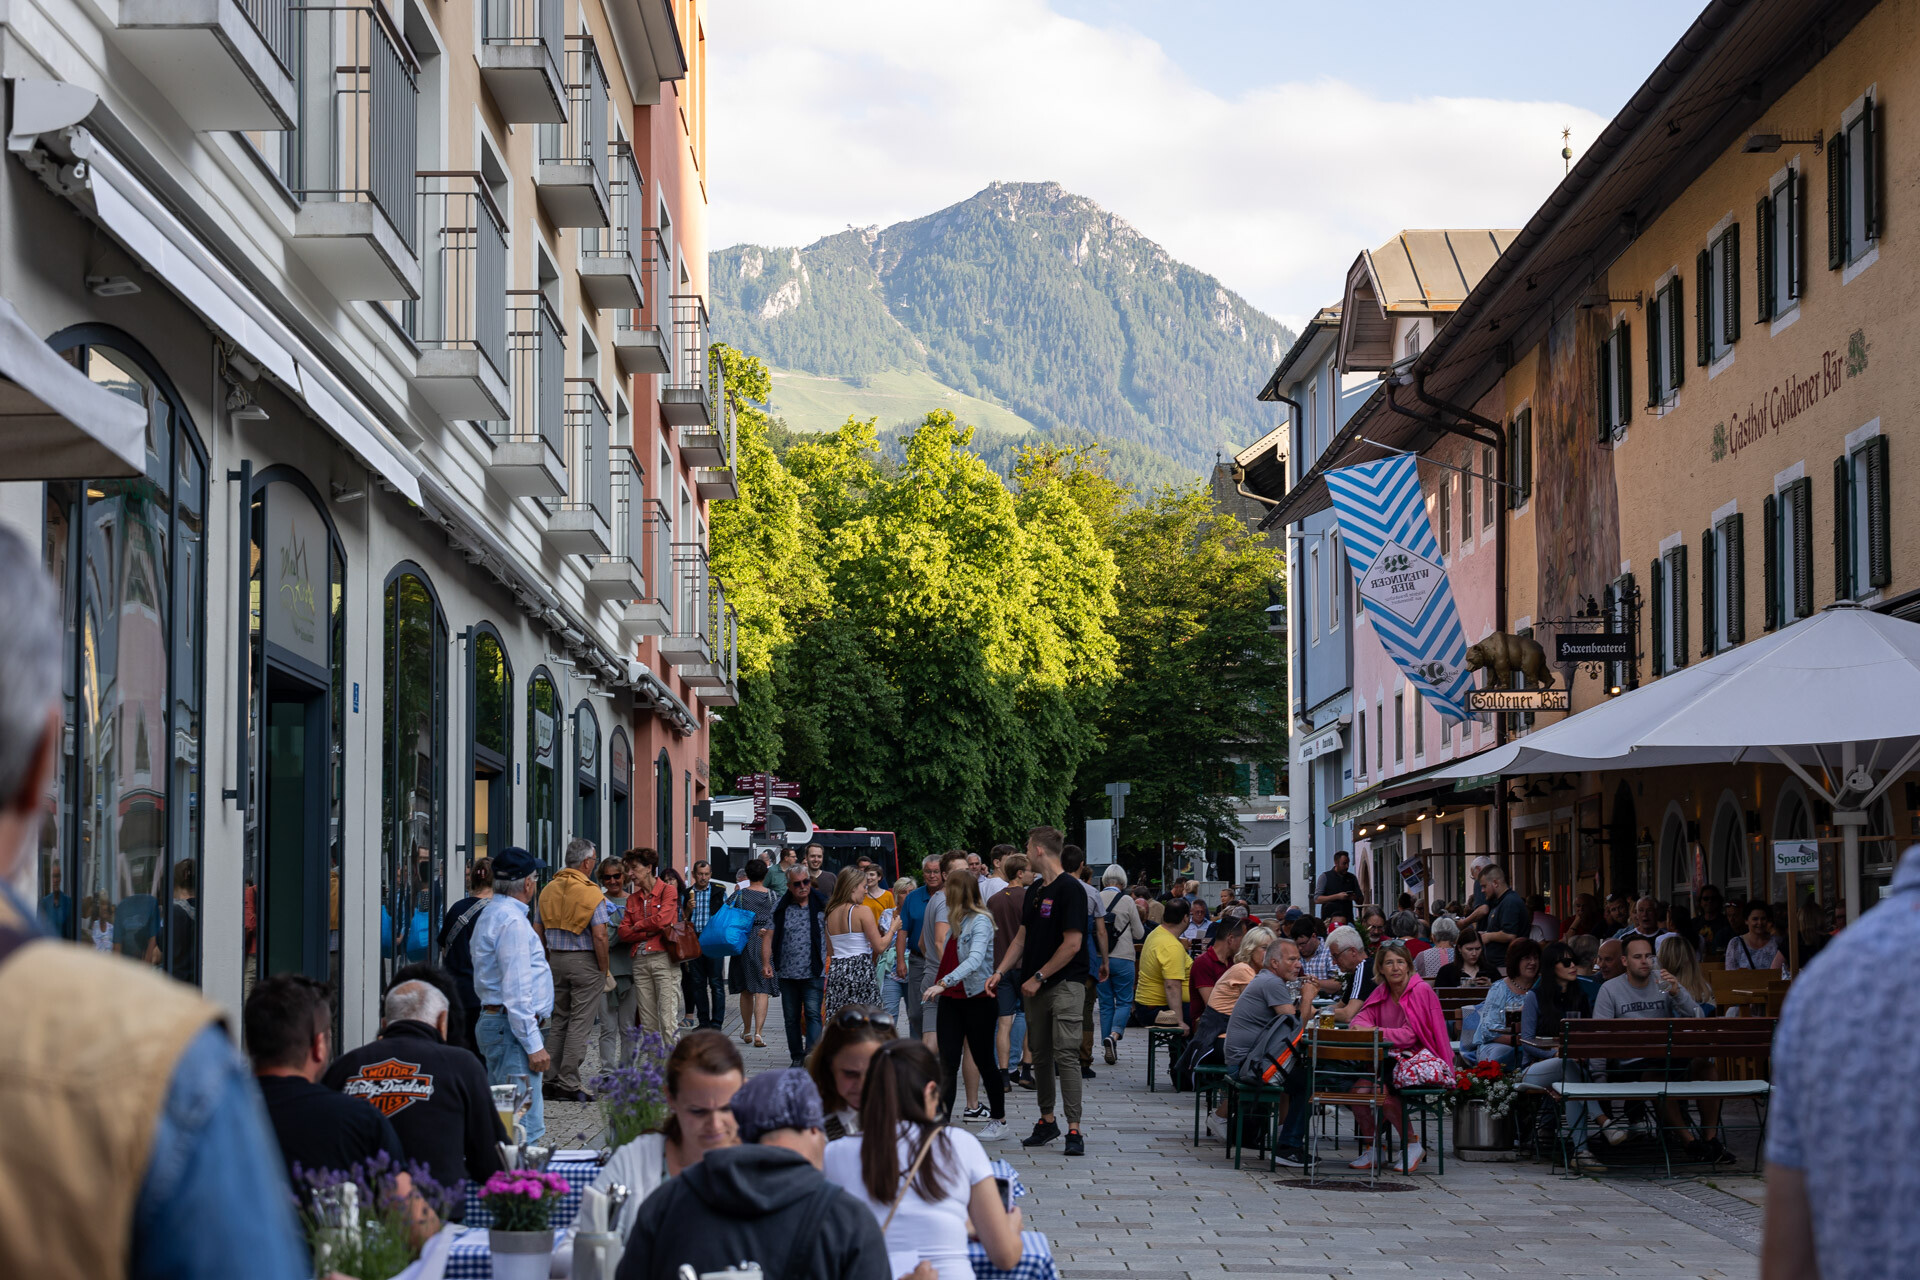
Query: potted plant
590,1027,672,1148
482,1169,572,1280
1448,1059,1520,1151
292,1155,453,1280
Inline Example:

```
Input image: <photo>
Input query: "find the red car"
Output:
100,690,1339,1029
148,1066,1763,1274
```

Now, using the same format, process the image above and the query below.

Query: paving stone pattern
544,992,1761,1278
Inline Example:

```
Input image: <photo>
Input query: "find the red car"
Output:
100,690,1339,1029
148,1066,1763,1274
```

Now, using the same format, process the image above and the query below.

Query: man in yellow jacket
538,838,613,1101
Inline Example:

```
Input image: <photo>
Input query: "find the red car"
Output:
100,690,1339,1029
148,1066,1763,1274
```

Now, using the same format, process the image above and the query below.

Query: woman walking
823,865,895,1016
730,858,778,1047
924,869,1005,1140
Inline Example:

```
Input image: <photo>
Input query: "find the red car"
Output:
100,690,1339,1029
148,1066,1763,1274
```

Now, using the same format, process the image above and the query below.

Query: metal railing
582,141,640,269
539,36,607,189
710,598,738,691
668,294,710,396
558,379,612,526
286,4,420,254
669,541,714,660
491,291,565,456
600,450,648,584
239,0,297,78
616,228,670,340
715,372,738,469
641,498,673,619
409,173,508,378
482,0,562,57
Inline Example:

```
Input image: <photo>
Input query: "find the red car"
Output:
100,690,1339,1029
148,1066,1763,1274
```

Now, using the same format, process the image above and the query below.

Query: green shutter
1866,434,1890,588
1828,136,1846,270
1672,545,1689,667
1756,195,1774,321
1695,249,1712,362
1597,338,1612,441
1461,444,1472,536
1650,555,1666,677
1645,303,1660,406
1722,224,1740,346
1725,513,1746,645
1522,410,1533,502
1834,454,1853,600
1790,170,1804,298
1790,477,1814,618
1617,321,1631,424
1862,97,1878,241
1763,493,1780,631
1668,276,1684,388
1701,527,1717,656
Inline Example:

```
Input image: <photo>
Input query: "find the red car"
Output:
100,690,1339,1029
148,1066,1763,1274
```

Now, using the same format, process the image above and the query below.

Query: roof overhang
0,296,144,478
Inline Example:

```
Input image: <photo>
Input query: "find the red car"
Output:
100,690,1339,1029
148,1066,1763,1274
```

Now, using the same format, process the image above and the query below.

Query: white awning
0,296,145,478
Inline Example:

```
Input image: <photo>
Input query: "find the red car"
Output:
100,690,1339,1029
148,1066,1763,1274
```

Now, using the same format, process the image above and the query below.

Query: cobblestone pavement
544,992,1763,1278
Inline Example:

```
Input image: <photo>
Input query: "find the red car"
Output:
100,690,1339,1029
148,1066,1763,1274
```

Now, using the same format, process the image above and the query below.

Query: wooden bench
1549,1017,1776,1175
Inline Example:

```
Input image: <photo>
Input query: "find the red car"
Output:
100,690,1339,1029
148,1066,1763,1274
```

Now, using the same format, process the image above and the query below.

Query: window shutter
1701,527,1717,656
1866,434,1890,588
1650,555,1666,677
1862,97,1878,241
1828,135,1846,270
1668,278,1684,389
1483,446,1496,527
1695,249,1713,363
1790,477,1814,619
1789,171,1804,299
1672,545,1690,667
1756,195,1774,322
1721,224,1740,347
1523,411,1533,502
1645,306,1660,406
1461,445,1472,536
1763,493,1780,631
1834,454,1853,600
1597,337,1613,441
1725,513,1746,645
1616,322,1631,425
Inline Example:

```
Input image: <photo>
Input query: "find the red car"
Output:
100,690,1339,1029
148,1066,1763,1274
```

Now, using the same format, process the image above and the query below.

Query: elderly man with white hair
1096,863,1145,1065
327,975,507,1196
1323,924,1377,1022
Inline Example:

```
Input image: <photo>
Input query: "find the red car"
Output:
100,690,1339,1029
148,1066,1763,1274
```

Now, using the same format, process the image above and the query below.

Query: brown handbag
664,919,702,963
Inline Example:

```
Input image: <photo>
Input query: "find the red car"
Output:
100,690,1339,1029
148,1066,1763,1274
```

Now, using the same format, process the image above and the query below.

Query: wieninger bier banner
1323,454,1474,721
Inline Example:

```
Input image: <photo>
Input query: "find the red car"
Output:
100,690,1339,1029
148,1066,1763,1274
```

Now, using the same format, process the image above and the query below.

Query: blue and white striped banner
1324,454,1473,721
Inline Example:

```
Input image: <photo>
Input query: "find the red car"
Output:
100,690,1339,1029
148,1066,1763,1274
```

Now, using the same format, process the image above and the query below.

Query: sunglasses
832,1009,894,1029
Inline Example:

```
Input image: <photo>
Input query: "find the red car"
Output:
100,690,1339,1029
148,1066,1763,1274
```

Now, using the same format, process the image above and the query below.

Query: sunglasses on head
832,1008,894,1030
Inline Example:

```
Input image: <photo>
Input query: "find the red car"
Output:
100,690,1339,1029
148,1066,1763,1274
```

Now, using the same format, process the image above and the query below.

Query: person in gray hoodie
616,1068,909,1280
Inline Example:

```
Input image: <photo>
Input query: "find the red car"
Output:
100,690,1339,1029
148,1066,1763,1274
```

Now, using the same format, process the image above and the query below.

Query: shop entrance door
261,664,330,980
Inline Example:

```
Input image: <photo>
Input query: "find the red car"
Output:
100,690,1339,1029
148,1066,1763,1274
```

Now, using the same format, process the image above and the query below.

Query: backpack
1234,1011,1308,1090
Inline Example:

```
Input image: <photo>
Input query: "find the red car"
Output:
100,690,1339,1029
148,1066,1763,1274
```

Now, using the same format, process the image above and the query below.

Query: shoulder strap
439,898,489,964
881,1127,943,1234
782,1182,842,1275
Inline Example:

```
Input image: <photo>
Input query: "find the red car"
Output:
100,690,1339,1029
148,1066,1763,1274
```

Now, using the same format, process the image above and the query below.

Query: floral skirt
822,951,880,1019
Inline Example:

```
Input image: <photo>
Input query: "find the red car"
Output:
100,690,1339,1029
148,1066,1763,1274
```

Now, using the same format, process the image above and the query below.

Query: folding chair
1307,1026,1387,1186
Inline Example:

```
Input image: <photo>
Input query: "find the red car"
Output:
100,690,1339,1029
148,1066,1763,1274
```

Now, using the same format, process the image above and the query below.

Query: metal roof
1364,230,1519,313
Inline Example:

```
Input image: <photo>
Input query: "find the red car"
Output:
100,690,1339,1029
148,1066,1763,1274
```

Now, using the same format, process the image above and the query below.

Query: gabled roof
1339,230,1518,372
1257,306,1341,403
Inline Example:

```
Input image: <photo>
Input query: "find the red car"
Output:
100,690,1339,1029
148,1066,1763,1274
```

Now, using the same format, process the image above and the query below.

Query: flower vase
490,1228,555,1280
1452,1099,1514,1151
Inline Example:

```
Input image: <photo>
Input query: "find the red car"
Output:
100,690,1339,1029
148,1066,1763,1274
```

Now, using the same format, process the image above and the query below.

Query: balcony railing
659,294,711,425
591,451,652,603
688,597,739,706
660,541,713,666
119,0,296,130
535,36,610,227
694,379,739,501
479,0,566,122
483,0,563,57
239,0,297,76
614,228,672,376
580,142,642,309
286,4,420,256
410,174,508,371
484,292,567,498
553,380,613,523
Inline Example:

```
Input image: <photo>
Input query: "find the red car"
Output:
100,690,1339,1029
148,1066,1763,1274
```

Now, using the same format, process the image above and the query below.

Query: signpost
1555,633,1631,663
1466,688,1571,713
732,773,801,833
1775,839,1819,975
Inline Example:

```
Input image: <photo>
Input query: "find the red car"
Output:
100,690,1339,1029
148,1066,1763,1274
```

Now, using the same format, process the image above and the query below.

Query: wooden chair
1306,1026,1388,1185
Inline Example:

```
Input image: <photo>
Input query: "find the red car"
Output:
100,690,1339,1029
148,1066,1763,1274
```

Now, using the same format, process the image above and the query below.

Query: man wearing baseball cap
471,846,555,1144
616,1068,897,1280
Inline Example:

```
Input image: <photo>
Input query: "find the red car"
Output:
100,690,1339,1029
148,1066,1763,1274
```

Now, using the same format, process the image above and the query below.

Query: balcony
535,37,610,228
620,498,673,638
479,0,566,123
690,375,738,501
408,174,509,421
284,3,421,300
657,541,712,667
613,229,672,376
588,449,647,600
116,0,297,130
485,293,566,499
543,380,612,555
580,143,643,310
686,598,739,707
659,294,710,426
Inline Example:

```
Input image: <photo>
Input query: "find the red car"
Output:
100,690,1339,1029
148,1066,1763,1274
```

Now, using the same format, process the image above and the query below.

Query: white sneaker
1403,1142,1425,1172
1348,1145,1376,1170
979,1121,1008,1141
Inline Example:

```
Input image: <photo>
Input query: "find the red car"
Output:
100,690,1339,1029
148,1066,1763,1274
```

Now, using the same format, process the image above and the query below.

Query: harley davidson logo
342,1058,436,1117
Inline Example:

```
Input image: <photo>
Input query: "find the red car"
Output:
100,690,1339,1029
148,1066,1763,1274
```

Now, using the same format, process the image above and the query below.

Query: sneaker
1706,1139,1738,1166
1402,1142,1425,1173
1102,1034,1118,1065
1593,1117,1629,1146
1021,1119,1061,1147
1080,1066,1096,1080
1684,1139,1710,1163
1271,1146,1313,1168
964,1104,990,1120
1015,1068,1037,1091
1064,1130,1085,1156
1348,1145,1376,1171
979,1120,1009,1141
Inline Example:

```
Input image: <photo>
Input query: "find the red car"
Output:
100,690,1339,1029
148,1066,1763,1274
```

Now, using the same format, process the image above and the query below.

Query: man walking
899,855,945,1044
1063,847,1109,1080
988,826,1090,1155
989,853,1032,1088
772,866,828,1065
1314,851,1362,924
765,847,795,899
1096,863,1144,1065
538,837,612,1102
980,845,1014,901
473,846,555,1144
683,860,728,1028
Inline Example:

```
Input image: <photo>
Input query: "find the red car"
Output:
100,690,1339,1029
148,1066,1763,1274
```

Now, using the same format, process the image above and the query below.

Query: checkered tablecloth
460,1151,602,1230
989,1158,1027,1200
967,1231,1058,1280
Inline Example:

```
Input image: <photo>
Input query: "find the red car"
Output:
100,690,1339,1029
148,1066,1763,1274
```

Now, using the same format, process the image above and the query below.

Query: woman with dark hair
1463,937,1541,1066
729,858,778,1047
594,1028,744,1240
1517,941,1617,1155
823,1040,1023,1279
808,1004,895,1140
437,856,494,1054
1433,928,1494,987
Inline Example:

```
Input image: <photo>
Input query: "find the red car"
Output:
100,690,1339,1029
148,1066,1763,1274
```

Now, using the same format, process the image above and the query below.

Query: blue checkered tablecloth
460,1151,602,1230
967,1231,1058,1280
989,1158,1026,1200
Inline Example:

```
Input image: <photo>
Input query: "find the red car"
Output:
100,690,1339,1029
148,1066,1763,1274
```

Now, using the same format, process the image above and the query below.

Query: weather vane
1562,127,1573,174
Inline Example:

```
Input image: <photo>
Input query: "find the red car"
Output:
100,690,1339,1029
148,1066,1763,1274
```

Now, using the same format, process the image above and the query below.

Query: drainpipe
1232,391,1302,509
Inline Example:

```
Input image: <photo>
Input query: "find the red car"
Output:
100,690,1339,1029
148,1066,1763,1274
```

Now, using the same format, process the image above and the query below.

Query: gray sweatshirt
1592,972,1702,1021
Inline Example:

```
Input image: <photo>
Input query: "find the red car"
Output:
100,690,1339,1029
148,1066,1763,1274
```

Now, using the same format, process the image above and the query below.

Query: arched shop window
40,330,208,986
527,669,562,865
574,702,601,853
382,565,447,987
655,749,672,863
468,625,513,865
608,729,632,857
1710,798,1747,901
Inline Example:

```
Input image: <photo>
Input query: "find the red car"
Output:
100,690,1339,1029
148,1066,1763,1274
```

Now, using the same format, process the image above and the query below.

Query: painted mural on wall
1533,300,1622,625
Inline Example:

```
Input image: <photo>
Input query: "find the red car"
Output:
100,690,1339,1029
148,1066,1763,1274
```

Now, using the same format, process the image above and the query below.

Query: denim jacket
939,912,995,997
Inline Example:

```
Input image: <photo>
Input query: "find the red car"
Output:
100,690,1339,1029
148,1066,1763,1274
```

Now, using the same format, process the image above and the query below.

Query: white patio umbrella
1431,604,1920,920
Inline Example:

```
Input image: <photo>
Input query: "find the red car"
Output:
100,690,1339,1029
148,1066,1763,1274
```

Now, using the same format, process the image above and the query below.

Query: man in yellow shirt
1132,898,1193,1033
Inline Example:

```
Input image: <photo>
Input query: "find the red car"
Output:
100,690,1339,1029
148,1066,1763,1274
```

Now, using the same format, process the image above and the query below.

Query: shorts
997,980,1020,1017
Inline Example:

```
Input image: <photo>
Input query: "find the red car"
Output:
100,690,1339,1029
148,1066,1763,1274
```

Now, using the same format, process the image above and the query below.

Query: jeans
904,954,928,1037
687,955,728,1027
477,1011,546,1145
1522,1056,1602,1138
778,975,825,1065
1098,956,1136,1042
1024,980,1084,1126
881,965,910,1027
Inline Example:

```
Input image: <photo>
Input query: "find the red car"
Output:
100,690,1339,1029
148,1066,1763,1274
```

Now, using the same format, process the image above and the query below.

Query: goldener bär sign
1466,689,1571,712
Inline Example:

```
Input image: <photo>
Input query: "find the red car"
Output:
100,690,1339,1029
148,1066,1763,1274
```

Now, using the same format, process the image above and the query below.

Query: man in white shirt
978,844,1014,902
471,846,556,1143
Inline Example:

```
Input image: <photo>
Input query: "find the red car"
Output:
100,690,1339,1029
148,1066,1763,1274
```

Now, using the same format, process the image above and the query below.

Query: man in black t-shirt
1314,852,1361,924
988,826,1089,1155
1476,863,1532,973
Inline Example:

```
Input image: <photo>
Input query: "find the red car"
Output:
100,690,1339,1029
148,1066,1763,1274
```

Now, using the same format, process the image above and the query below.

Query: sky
704,1,1701,331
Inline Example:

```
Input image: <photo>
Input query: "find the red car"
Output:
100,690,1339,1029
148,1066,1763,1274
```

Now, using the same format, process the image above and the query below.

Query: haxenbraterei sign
1466,689,1571,713
1555,633,1631,663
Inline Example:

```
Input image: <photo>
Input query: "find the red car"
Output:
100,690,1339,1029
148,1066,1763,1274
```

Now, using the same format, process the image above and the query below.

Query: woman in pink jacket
1347,941,1452,1172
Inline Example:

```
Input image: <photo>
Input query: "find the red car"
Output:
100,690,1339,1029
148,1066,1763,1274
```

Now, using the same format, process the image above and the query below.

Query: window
1700,514,1745,656
574,702,601,851
1460,454,1472,543
1508,409,1533,508
1307,382,1320,461
1829,96,1880,269
1440,703,1452,748
1357,710,1368,777
1650,544,1690,676
1764,478,1814,628
527,669,562,865
1696,225,1740,366
1375,700,1385,771
1758,168,1803,319
656,749,673,864
609,730,632,856
1328,533,1342,630
41,334,209,988
1437,478,1451,557
382,566,448,985
1394,692,1405,763
1482,446,1496,528
1834,435,1890,600
1603,572,1637,692
1646,278,1684,405
1597,320,1631,439
469,626,512,863
1309,544,1321,644
1412,689,1425,756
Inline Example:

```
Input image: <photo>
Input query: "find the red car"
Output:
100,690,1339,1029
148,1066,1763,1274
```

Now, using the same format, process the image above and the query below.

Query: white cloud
705,0,1607,329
